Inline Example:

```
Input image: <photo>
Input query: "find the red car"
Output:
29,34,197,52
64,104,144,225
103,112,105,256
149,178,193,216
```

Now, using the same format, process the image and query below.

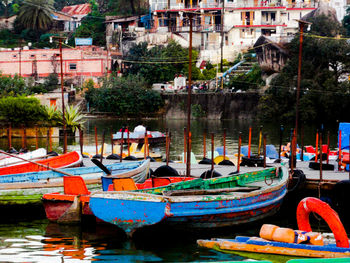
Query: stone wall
161,92,260,120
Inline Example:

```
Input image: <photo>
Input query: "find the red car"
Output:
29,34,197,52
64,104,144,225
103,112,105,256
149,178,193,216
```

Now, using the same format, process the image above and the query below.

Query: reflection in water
0,219,248,262
0,209,340,262
0,119,340,157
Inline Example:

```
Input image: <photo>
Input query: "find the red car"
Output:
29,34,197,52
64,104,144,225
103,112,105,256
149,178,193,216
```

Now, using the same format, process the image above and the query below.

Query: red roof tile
61,3,91,16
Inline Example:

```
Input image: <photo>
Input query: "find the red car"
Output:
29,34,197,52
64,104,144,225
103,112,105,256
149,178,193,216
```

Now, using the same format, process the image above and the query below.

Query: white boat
0,148,47,167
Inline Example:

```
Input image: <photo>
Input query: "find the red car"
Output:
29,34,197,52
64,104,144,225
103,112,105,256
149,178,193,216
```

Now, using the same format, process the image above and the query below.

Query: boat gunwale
91,166,288,203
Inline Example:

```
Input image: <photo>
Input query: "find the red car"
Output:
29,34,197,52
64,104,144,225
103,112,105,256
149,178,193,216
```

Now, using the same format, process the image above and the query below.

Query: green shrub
0,96,46,124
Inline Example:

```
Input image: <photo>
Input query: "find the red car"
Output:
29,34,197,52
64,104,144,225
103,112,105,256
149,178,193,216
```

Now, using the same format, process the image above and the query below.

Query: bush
0,96,46,124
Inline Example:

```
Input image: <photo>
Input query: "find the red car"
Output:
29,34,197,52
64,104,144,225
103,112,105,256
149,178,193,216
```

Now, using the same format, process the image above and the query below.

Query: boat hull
0,151,82,175
0,160,149,206
90,166,289,235
198,236,350,258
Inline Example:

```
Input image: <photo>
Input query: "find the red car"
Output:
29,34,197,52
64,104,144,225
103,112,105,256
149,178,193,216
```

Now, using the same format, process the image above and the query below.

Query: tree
16,0,53,32
124,41,200,85
85,74,164,116
108,0,147,15
73,0,105,46
258,15,350,124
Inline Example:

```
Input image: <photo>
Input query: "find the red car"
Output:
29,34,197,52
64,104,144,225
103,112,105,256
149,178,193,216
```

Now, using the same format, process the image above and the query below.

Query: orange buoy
259,224,278,240
297,197,349,248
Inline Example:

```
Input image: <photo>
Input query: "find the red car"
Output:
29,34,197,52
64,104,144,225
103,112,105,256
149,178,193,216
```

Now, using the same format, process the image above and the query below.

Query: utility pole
186,12,193,177
220,0,225,72
294,19,310,166
50,36,68,153
59,38,67,153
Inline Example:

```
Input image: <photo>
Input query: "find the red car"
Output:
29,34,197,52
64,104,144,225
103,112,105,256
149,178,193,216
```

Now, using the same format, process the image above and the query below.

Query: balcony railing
168,24,229,33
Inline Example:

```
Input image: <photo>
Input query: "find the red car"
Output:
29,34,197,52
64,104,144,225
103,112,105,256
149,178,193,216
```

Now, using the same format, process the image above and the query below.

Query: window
30,54,35,58
13,55,17,58
69,63,77,70
42,54,47,57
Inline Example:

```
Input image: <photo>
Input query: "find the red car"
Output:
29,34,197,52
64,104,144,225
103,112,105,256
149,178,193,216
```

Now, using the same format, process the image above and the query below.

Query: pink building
0,46,114,81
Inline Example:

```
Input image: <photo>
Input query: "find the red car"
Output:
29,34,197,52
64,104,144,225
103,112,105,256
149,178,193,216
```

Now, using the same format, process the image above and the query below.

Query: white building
146,0,345,62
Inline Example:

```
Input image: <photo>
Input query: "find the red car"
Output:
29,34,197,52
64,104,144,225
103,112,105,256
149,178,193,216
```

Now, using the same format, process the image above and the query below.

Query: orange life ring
296,197,349,248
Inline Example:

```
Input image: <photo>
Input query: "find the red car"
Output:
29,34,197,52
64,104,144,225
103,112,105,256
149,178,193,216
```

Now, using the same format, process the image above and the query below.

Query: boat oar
201,133,222,179
153,131,179,177
199,130,212,164
230,132,242,175
258,125,263,156
92,126,102,159
275,125,284,163
219,128,234,166
300,125,304,161
248,127,252,158
35,125,39,149
107,129,120,160
124,128,137,161
0,150,74,177
91,158,111,176
7,124,16,153
327,131,330,165
100,130,105,163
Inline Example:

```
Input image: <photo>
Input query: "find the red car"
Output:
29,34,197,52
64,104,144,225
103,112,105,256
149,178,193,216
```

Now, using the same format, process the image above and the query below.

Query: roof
253,35,288,55
61,3,91,16
52,11,73,21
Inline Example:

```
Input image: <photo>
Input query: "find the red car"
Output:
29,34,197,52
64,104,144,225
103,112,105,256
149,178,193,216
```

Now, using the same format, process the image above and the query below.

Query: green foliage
43,104,60,125
59,105,86,132
54,0,86,11
73,1,106,46
85,74,164,116
16,0,54,31
258,15,350,124
108,0,147,15
0,73,27,96
191,104,206,118
225,64,264,91
0,96,46,124
125,41,200,85
0,29,19,47
202,68,217,80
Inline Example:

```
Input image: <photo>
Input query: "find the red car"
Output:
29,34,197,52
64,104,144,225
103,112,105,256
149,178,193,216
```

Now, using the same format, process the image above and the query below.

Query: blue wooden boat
198,197,350,259
0,159,150,206
197,236,350,258
89,166,288,237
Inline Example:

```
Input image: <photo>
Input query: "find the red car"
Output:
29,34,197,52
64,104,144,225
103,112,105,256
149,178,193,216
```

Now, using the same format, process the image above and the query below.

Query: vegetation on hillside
258,15,350,124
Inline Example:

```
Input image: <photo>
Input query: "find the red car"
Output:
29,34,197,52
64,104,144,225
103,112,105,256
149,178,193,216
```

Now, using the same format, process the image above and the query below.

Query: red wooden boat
0,151,82,176
42,176,193,223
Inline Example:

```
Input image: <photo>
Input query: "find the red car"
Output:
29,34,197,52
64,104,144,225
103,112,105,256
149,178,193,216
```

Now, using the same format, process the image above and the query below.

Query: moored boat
198,197,350,259
0,159,150,207
89,166,289,237
0,151,82,175
113,131,165,144
42,172,191,223
0,148,47,167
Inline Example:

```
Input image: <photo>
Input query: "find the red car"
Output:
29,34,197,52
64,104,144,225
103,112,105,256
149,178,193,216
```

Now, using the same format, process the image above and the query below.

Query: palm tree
16,0,54,31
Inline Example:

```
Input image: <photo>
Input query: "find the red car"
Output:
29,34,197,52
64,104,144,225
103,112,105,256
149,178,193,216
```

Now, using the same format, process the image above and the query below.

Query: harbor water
0,118,345,262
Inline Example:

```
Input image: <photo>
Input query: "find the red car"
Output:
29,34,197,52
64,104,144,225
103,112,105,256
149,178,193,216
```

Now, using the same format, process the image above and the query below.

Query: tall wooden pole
59,38,67,153
294,20,308,167
186,13,193,177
